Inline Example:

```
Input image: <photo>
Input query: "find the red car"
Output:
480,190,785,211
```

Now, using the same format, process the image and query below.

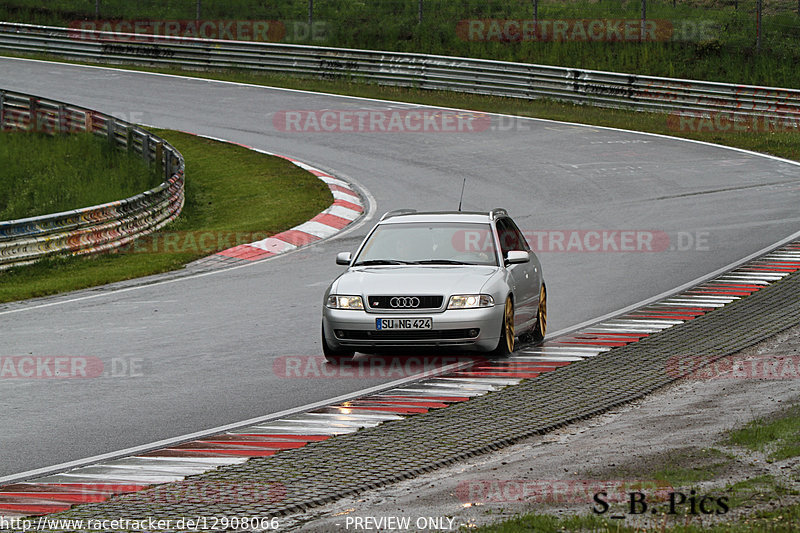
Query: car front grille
367,295,444,310
337,329,479,340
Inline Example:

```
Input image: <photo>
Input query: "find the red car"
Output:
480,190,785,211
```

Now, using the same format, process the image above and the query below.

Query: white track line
3,55,800,485
0,358,473,485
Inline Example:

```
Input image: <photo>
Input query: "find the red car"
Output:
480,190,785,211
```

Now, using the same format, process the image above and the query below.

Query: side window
495,219,516,257
507,219,530,251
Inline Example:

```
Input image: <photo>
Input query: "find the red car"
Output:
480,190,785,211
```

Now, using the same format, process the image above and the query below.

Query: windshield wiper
413,259,474,265
353,259,415,266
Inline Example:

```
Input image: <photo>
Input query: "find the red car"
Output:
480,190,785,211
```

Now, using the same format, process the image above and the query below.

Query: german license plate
376,318,432,330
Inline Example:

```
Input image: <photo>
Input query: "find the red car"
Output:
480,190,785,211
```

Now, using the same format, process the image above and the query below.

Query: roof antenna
457,178,466,212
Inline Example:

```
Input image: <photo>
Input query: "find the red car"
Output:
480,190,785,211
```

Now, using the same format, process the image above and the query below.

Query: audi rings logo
390,297,420,308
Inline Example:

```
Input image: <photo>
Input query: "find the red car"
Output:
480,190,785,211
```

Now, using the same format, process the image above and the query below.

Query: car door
496,218,538,330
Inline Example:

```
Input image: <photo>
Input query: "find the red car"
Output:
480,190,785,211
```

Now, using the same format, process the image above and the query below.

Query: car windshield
353,222,498,266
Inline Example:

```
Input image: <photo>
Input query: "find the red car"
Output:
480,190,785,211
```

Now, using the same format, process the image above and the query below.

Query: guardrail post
0,92,5,132
155,141,164,177
106,117,115,146
57,104,67,135
126,125,133,153
28,97,38,133
141,133,150,163
165,151,173,179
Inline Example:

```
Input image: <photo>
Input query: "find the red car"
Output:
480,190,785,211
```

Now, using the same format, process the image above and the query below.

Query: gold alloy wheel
504,297,515,353
537,284,547,338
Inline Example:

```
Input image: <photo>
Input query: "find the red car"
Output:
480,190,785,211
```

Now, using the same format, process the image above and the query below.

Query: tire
322,323,355,364
530,284,547,343
489,296,515,357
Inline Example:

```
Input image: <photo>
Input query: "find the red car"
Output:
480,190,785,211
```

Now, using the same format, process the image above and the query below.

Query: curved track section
1,57,800,478
182,134,365,270
4,237,800,518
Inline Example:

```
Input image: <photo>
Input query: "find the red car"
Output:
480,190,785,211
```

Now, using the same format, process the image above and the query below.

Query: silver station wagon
321,209,547,362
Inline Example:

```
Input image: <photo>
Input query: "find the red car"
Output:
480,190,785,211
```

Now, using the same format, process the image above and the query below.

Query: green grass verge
726,403,800,462
0,130,332,303
719,474,797,513
2,0,800,88
0,131,161,220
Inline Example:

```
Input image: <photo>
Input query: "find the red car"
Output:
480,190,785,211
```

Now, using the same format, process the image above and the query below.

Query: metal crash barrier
0,89,184,269
1,21,799,120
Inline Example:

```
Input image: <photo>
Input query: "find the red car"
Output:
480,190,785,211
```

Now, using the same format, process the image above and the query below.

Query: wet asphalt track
1,57,800,477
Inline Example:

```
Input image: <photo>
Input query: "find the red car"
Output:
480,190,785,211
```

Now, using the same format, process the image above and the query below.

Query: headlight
327,295,364,310
447,294,494,309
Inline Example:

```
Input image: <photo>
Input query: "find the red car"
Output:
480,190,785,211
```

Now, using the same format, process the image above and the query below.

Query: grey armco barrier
1,21,800,120
0,89,184,269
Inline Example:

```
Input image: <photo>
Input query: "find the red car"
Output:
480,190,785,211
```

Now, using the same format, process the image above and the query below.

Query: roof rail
489,208,508,220
380,209,417,221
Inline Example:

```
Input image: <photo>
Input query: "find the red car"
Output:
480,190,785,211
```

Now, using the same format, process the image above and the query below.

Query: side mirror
506,250,530,264
336,252,352,265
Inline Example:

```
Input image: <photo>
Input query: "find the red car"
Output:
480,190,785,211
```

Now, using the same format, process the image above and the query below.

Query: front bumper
323,305,504,352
